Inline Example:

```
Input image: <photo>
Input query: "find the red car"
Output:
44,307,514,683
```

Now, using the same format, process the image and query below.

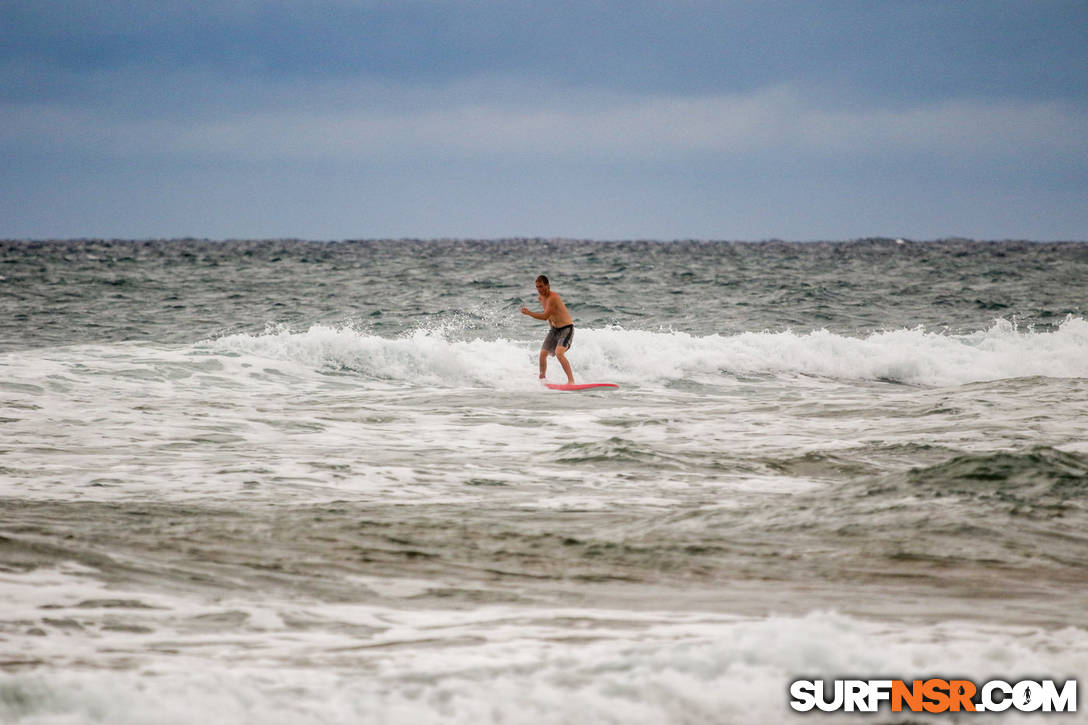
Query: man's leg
555,345,574,384
539,348,549,379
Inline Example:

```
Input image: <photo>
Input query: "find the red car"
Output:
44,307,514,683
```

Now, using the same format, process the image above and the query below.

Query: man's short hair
536,275,549,285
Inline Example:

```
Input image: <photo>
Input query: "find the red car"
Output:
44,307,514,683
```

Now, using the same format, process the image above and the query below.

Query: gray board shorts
542,324,574,353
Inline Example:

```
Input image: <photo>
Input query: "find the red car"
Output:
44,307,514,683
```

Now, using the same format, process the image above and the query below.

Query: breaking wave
204,315,1088,388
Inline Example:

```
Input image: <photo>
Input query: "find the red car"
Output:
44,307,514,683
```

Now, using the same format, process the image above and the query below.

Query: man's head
535,275,549,294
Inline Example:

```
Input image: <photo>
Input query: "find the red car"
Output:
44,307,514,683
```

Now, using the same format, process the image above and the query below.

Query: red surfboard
544,382,619,391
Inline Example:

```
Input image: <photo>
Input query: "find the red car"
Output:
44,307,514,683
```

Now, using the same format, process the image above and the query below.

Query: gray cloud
2,0,1087,239
6,80,1084,163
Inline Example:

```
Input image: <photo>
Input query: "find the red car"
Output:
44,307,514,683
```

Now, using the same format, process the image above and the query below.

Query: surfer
520,275,575,384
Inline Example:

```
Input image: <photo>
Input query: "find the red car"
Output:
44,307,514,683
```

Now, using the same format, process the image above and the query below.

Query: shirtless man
520,275,575,384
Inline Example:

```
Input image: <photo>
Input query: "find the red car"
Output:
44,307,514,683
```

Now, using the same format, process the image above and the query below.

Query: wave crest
203,316,1088,388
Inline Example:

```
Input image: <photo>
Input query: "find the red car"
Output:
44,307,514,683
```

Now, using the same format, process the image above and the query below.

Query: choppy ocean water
1,238,1087,723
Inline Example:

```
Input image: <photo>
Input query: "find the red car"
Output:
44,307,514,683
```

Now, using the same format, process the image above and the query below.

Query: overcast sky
2,0,1086,240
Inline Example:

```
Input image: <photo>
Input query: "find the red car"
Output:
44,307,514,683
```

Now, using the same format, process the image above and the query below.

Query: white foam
2,607,1085,724
204,316,1088,388
209,323,540,389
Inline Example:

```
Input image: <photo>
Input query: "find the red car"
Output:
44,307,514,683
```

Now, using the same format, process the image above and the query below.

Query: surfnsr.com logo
789,679,1077,713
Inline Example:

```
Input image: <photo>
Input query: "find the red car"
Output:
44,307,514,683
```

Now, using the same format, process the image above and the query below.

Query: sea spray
205,315,1088,388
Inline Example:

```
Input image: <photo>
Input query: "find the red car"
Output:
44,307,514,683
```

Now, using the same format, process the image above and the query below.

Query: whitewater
1,238,1087,723
210,314,1088,387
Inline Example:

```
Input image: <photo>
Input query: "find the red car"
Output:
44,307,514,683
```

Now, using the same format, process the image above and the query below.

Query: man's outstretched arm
520,307,549,320
521,296,553,320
